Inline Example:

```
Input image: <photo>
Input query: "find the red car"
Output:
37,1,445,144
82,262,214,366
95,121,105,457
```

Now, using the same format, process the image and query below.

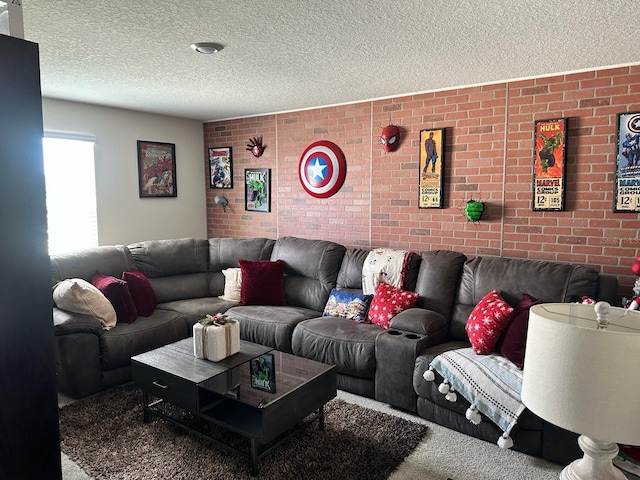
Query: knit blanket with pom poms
423,347,525,449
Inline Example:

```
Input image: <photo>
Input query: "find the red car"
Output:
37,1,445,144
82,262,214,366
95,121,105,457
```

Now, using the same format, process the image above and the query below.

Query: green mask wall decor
464,199,485,222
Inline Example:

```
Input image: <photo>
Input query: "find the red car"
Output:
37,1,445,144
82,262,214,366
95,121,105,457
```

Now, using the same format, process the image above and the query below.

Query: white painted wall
41,98,206,246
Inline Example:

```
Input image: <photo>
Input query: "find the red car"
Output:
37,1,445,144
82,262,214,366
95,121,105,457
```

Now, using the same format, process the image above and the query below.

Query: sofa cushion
497,294,542,368
122,270,156,317
322,289,373,322
271,236,346,312
219,267,242,302
99,309,188,370
53,278,117,330
226,304,317,353
128,238,210,303
292,317,382,378
451,256,599,342
92,274,138,324
367,282,419,329
465,289,514,355
238,259,286,306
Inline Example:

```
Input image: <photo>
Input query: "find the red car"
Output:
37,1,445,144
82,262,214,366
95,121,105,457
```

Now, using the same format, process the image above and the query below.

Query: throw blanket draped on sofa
362,248,413,294
423,347,525,449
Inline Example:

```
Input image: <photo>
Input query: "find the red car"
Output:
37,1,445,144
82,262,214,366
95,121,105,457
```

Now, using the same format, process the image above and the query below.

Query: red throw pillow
497,293,542,368
238,259,286,306
367,282,419,329
91,273,138,324
122,270,157,317
465,289,514,355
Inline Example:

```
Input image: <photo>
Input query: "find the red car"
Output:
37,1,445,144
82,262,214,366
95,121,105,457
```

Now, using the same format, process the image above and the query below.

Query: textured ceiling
19,0,640,122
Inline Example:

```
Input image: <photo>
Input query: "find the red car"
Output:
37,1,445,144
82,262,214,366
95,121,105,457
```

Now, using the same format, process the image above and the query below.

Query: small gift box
193,313,240,362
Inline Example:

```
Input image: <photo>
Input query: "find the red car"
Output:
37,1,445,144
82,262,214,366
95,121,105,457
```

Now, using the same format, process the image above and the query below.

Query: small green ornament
465,200,484,222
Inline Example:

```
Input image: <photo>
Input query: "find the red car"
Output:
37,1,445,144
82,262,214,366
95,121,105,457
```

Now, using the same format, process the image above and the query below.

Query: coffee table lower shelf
142,391,326,476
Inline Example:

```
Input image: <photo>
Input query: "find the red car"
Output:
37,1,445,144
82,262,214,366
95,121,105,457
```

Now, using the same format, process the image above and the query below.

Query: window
43,135,98,255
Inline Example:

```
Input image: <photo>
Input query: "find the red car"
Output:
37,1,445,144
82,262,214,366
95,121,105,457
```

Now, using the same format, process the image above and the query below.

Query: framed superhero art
533,118,566,211
209,146,233,189
245,168,270,212
419,129,444,208
614,112,640,212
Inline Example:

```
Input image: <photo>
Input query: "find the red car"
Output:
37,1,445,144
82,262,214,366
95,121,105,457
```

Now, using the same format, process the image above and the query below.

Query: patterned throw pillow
323,289,373,323
465,289,515,355
367,282,419,329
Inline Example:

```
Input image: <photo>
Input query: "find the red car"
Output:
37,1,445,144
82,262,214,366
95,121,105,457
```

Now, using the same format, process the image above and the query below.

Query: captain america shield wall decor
298,140,347,198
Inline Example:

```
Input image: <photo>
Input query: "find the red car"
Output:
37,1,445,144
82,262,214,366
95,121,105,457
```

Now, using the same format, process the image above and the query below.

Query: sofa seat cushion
155,297,239,328
292,317,383,379
225,305,319,353
100,309,188,370
413,344,543,431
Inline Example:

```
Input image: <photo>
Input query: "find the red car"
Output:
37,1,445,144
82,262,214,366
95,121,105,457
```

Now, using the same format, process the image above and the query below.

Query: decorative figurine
246,137,265,158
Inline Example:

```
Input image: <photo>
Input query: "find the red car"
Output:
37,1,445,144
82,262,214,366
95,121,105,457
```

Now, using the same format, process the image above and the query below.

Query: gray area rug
58,383,428,480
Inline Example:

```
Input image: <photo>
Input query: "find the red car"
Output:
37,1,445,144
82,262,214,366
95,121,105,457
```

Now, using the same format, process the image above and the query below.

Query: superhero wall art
614,112,640,212
533,118,566,211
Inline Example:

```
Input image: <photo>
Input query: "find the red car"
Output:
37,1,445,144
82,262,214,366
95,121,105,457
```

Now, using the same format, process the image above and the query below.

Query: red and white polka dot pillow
465,289,514,354
367,282,419,329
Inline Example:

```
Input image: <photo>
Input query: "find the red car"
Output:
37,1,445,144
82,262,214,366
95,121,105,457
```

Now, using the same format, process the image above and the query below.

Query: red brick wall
204,66,640,299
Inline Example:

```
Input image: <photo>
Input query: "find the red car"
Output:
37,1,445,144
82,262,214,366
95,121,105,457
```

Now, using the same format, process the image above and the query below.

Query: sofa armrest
53,308,104,336
390,308,447,337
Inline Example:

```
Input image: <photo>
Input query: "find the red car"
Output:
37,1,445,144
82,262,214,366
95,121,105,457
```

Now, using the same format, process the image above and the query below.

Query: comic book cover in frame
245,168,270,212
419,129,444,208
209,146,233,189
137,140,177,198
533,118,566,211
250,353,276,393
614,112,640,212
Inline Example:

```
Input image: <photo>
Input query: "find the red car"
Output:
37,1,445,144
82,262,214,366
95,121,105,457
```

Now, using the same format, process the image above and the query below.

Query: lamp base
560,435,627,480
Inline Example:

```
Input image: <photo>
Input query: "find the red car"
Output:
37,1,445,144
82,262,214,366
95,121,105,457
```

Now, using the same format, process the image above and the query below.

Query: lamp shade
522,303,640,446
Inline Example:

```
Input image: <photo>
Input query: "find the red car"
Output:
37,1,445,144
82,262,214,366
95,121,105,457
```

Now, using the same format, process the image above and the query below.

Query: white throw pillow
219,268,242,302
53,278,117,330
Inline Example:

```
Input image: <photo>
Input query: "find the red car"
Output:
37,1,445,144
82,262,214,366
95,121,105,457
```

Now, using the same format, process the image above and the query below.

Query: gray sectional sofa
50,236,618,465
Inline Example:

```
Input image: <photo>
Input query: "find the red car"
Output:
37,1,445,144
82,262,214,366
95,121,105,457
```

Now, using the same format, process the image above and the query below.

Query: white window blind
43,135,98,255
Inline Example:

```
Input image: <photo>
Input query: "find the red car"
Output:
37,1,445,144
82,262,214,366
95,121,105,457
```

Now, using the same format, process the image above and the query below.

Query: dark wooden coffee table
131,338,336,475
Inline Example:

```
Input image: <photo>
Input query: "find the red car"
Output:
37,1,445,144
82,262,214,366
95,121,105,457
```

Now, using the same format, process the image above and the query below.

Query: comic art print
137,140,176,198
419,129,444,208
614,112,640,212
209,147,232,188
245,168,270,212
533,118,566,211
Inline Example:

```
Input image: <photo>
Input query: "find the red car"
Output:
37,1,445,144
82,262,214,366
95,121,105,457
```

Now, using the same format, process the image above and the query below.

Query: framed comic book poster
533,118,566,211
245,168,270,212
137,140,177,198
614,112,640,212
209,146,232,188
419,129,444,208
250,353,276,393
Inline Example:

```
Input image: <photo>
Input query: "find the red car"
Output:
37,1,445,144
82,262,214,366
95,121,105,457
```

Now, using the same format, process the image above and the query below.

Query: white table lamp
522,302,640,480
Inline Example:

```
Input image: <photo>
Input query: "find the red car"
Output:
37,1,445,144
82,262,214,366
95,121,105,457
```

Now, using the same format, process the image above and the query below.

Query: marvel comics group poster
419,129,444,208
533,118,566,211
245,168,270,212
614,112,640,212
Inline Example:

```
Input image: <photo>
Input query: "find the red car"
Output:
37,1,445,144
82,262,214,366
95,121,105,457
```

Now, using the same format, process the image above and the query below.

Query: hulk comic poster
614,112,640,212
533,118,566,211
